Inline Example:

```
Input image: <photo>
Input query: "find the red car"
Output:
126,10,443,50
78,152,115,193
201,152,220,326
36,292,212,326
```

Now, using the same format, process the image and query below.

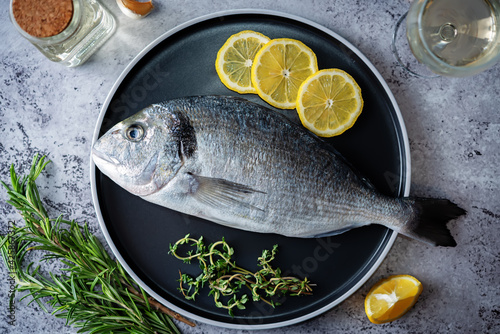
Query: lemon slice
365,275,423,324
215,30,270,94
251,38,318,109
296,69,363,137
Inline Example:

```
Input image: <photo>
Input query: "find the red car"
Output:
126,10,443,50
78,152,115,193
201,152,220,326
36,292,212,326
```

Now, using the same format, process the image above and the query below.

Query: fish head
92,104,190,196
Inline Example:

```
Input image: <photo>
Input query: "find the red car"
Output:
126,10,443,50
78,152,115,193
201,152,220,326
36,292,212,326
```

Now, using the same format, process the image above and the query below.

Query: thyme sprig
0,154,195,333
169,235,314,316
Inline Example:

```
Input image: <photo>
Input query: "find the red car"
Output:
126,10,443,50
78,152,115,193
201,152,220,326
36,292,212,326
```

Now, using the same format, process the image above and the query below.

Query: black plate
91,10,410,329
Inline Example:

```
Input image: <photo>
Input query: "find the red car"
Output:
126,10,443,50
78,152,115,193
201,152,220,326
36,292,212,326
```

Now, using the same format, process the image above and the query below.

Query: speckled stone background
1,0,499,333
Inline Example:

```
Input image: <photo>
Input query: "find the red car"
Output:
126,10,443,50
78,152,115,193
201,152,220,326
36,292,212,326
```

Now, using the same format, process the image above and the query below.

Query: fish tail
399,198,466,247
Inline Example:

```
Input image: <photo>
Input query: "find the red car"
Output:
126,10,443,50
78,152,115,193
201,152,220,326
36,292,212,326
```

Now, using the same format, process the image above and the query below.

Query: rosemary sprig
0,154,196,333
169,235,314,316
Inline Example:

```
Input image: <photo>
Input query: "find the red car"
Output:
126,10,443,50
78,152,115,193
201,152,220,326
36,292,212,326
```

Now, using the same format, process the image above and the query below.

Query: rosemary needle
0,154,195,333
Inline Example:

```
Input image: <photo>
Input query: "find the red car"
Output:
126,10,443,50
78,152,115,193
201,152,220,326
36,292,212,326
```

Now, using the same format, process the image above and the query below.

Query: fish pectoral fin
187,173,265,212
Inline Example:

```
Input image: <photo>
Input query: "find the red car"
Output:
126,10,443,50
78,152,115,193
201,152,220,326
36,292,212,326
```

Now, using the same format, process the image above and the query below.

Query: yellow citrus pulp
364,275,423,324
215,30,270,94
296,69,363,137
116,0,154,19
251,38,318,109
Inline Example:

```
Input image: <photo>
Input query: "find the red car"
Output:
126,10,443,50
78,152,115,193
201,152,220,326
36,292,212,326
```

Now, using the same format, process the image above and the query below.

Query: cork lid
12,0,74,38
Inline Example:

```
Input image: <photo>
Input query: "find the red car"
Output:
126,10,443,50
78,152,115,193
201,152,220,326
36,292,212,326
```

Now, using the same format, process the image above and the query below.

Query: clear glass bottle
10,0,116,67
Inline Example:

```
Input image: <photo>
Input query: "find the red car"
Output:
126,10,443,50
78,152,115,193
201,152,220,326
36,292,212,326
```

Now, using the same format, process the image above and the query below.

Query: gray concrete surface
1,0,498,333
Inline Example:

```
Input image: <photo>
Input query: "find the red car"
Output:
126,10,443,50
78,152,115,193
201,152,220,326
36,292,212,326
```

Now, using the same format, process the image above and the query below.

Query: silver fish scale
158,96,406,237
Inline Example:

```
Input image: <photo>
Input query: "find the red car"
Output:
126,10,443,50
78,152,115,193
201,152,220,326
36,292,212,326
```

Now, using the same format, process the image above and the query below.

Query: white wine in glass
406,0,500,77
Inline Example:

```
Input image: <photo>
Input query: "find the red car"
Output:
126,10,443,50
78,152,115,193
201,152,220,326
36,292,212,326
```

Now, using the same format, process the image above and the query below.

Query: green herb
0,154,196,333
169,235,314,316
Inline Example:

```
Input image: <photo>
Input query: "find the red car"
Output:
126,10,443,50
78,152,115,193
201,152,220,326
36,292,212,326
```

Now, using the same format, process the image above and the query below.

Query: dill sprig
169,235,314,316
0,154,196,333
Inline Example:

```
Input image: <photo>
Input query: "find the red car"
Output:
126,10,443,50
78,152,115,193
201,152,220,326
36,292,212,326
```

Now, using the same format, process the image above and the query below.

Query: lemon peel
215,30,270,94
365,275,423,324
116,0,154,19
251,38,318,109
296,68,363,137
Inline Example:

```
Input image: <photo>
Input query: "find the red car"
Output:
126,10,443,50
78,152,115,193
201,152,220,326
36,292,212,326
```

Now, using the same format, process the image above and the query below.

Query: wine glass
392,0,500,77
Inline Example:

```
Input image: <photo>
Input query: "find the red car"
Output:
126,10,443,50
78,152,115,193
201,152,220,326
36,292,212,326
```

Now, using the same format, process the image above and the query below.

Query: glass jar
9,0,116,67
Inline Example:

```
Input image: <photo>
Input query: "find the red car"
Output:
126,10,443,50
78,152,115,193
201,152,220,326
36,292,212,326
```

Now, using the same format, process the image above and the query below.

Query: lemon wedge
116,0,154,19
251,38,318,109
296,69,363,137
215,30,271,94
365,275,423,324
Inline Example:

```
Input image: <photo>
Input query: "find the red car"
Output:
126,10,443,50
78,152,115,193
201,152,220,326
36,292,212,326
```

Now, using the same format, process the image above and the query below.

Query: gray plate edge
89,8,410,330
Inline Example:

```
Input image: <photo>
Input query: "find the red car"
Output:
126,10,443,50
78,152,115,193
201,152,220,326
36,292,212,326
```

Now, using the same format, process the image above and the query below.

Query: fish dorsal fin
187,173,265,211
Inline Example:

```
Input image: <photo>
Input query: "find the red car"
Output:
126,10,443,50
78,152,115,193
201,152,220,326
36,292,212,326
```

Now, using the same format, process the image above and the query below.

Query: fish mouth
92,146,120,167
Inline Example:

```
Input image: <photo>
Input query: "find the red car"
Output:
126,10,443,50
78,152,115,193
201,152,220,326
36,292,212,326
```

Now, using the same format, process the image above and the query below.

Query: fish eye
125,124,144,142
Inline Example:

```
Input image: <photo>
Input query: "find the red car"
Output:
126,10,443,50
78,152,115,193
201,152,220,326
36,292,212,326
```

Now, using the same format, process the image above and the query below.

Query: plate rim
90,8,411,330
